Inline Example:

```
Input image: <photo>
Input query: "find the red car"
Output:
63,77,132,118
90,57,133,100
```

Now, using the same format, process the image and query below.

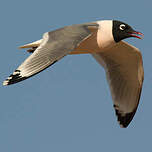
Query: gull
3,20,144,128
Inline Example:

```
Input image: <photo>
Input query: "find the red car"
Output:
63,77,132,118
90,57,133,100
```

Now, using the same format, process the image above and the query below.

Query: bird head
112,20,144,43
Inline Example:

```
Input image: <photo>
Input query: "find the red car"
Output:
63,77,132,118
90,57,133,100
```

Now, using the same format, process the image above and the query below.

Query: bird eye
119,24,126,30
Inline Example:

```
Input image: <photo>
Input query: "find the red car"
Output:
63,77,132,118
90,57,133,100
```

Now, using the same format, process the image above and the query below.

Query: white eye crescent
119,24,126,30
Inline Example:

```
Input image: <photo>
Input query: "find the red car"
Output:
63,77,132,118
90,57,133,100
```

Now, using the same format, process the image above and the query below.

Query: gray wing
3,23,98,85
92,41,144,128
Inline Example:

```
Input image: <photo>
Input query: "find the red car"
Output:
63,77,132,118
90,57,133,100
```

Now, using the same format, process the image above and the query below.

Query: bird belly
70,32,102,55
69,31,116,55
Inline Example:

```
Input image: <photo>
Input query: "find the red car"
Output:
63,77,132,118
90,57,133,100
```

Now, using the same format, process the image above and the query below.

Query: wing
92,41,144,128
3,23,98,85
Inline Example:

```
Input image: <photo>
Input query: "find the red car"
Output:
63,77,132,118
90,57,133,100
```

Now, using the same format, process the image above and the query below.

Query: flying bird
3,20,144,128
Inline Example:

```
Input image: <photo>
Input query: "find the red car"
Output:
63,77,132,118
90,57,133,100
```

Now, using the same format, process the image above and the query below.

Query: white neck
96,20,116,49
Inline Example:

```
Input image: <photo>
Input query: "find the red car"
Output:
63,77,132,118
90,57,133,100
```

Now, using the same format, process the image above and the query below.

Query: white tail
19,39,42,49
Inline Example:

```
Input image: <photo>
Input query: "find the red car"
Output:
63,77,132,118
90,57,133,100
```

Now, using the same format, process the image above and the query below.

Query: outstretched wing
3,23,98,85
92,41,144,128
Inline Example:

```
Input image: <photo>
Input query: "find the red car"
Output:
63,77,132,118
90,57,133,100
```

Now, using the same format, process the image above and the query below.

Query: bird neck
97,20,116,49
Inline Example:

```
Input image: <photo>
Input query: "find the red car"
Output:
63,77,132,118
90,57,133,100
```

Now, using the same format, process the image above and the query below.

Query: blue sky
0,0,151,151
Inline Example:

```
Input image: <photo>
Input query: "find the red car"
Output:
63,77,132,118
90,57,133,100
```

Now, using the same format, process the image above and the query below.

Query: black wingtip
114,107,137,128
3,70,27,86
3,60,58,86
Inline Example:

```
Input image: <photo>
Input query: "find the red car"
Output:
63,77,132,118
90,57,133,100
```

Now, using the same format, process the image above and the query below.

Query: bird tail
18,39,42,53
19,39,42,49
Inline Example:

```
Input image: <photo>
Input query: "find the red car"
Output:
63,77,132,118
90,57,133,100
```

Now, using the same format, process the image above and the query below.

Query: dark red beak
128,31,144,39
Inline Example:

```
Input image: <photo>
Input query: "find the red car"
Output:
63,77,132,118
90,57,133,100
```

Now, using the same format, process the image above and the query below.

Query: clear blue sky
0,0,151,151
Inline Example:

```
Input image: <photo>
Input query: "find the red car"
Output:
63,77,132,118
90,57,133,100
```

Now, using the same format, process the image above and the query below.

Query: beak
128,30,144,39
